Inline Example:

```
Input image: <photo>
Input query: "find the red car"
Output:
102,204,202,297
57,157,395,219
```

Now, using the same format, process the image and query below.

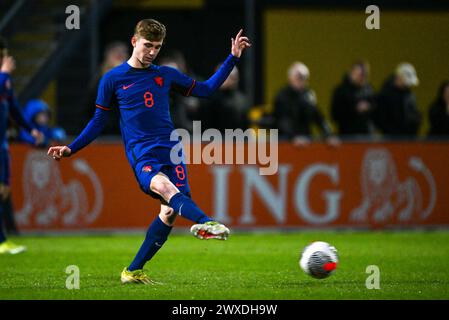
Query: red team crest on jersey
142,165,152,172
154,76,164,87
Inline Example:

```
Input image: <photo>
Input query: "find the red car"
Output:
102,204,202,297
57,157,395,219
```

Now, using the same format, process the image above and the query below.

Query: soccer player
0,36,43,254
47,19,251,284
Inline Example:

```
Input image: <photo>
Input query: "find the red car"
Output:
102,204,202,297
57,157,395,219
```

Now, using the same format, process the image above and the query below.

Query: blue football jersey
96,63,196,164
68,54,238,164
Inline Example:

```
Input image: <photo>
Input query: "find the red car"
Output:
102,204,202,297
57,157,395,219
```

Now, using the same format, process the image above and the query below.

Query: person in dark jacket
272,62,339,146
201,65,249,133
373,62,421,138
331,61,375,138
428,80,449,138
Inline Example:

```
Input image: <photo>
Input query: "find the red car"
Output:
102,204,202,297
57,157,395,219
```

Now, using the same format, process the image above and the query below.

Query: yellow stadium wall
264,9,449,136
114,0,204,9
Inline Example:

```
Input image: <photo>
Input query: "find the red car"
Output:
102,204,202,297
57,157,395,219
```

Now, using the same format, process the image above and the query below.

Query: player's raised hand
47,145,71,161
231,29,251,58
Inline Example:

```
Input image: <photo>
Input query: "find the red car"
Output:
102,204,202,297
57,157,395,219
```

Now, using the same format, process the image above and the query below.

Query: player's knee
159,208,176,226
150,178,177,200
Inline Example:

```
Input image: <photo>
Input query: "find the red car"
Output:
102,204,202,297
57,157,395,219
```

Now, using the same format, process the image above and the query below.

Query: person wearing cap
331,61,376,138
373,62,422,137
271,62,339,146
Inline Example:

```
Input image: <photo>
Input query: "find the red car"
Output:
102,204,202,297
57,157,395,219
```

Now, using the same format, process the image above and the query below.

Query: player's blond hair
134,19,166,41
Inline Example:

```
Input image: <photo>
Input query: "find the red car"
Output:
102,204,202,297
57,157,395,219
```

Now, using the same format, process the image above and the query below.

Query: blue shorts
133,147,191,202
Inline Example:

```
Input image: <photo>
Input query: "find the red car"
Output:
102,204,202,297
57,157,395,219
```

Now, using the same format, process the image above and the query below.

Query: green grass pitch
1,231,448,300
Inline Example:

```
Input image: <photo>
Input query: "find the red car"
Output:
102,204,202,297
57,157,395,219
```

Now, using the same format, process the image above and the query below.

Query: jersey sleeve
95,73,115,110
68,107,109,154
167,54,239,98
9,97,33,132
167,67,196,97
0,72,9,88
5,79,34,132
191,54,238,97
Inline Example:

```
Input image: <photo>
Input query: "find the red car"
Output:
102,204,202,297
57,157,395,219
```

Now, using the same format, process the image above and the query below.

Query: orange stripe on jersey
96,104,111,111
186,80,196,97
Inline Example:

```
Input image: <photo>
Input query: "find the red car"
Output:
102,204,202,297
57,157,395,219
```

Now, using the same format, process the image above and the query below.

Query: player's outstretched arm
2,55,45,145
9,103,44,145
47,145,71,161
7,91,44,145
189,29,251,97
48,107,109,161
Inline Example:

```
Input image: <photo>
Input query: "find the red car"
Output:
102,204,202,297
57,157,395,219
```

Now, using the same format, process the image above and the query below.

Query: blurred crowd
261,61,449,144
6,42,449,145
86,43,449,143
158,54,448,143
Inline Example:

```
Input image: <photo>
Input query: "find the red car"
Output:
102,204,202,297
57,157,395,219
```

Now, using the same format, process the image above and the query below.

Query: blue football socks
128,216,172,271
168,192,213,224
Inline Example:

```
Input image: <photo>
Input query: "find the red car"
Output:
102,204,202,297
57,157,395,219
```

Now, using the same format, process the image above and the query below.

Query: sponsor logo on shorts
142,165,152,172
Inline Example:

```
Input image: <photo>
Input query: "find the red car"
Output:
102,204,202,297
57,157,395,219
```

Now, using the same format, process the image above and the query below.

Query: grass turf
1,231,448,300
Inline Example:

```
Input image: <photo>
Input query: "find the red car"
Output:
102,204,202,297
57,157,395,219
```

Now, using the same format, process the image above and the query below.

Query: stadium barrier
9,142,449,231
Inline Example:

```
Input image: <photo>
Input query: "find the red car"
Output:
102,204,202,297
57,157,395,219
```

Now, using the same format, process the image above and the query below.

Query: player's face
132,36,163,66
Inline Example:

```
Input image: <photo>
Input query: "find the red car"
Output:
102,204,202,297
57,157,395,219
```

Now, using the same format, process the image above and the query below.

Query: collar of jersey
125,62,158,73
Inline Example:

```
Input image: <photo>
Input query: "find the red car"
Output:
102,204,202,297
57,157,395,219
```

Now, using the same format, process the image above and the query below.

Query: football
299,241,338,279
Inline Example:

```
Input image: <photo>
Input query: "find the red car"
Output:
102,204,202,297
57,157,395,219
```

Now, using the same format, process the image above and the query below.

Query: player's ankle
198,217,214,224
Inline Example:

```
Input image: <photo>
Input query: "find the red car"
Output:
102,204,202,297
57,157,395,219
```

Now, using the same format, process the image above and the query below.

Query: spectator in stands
85,41,129,135
159,50,202,133
428,80,449,138
17,99,66,147
201,64,249,132
373,62,421,138
331,61,376,138
271,62,339,146
100,41,129,77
